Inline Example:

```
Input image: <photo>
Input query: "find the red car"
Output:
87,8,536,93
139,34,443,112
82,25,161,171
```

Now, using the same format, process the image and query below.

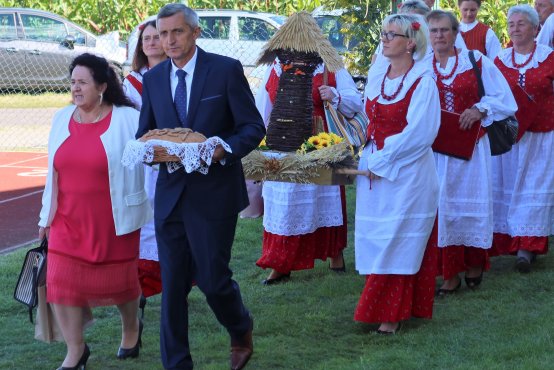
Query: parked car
312,7,366,91
0,8,126,91
124,9,287,75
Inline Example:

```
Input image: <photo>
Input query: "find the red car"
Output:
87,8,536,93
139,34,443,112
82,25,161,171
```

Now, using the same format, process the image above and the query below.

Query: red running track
0,152,48,253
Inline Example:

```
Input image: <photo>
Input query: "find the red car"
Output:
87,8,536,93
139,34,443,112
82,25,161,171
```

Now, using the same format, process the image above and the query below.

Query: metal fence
0,10,288,152
0,9,365,152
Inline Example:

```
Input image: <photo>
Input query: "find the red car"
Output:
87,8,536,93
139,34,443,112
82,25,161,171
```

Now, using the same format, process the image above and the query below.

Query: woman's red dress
47,113,141,307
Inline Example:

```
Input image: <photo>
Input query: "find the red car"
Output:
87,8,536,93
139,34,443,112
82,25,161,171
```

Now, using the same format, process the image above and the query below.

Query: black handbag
13,238,47,323
468,51,518,156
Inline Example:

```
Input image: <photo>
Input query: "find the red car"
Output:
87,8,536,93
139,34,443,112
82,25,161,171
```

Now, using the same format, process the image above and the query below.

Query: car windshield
270,15,287,25
315,15,359,53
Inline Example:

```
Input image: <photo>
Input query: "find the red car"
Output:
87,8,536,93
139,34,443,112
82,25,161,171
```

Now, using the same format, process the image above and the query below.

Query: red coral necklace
512,42,536,69
380,60,415,101
433,46,458,80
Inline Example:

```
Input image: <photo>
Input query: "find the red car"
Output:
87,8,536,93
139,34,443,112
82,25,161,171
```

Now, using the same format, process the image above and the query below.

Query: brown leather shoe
230,317,253,370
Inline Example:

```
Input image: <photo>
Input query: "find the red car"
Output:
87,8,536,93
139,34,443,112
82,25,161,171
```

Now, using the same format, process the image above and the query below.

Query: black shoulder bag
468,50,518,156
13,238,48,323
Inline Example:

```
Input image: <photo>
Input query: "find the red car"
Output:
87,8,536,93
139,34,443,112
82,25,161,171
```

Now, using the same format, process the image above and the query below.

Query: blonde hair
382,14,429,61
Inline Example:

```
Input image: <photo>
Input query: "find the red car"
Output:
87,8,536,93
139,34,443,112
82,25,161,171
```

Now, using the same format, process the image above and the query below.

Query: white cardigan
39,105,152,235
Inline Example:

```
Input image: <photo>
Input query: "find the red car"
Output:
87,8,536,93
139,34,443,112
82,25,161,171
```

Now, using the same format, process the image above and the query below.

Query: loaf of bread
139,128,207,144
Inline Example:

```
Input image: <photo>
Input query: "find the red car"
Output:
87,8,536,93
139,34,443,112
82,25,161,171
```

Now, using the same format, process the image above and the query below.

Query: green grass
1,186,553,369
0,92,71,108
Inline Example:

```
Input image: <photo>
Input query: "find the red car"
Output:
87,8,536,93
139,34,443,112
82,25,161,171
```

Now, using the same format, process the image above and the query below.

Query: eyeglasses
429,27,453,35
380,31,408,41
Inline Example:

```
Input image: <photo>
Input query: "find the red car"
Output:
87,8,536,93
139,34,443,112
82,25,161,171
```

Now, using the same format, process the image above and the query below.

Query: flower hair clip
411,21,421,31
139,23,146,31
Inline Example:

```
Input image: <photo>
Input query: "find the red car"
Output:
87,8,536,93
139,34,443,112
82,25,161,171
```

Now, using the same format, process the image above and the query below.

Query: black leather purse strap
468,50,485,99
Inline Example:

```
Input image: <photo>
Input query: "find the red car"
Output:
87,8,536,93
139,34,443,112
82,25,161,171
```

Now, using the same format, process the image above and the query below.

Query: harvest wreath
242,135,367,185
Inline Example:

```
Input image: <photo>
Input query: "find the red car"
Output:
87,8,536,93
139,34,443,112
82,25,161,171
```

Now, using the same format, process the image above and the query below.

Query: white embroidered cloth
121,137,232,174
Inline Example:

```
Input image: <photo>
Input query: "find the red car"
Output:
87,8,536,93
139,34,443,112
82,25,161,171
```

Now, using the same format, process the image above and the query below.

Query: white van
124,9,286,75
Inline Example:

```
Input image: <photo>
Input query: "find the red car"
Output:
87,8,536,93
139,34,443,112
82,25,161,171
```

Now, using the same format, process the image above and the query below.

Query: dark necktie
175,69,188,127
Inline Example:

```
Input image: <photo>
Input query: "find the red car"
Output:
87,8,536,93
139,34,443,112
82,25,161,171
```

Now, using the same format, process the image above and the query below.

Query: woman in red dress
355,14,440,334
254,12,363,284
458,0,502,60
491,5,554,272
39,53,152,369
123,19,167,316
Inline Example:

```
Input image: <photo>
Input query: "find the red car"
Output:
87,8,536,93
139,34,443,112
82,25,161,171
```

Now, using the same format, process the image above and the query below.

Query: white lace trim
438,233,492,249
262,182,343,235
121,137,232,174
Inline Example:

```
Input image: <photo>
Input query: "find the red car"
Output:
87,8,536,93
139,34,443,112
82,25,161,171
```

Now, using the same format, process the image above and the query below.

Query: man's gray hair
400,0,431,16
157,3,199,29
509,5,540,28
427,10,460,35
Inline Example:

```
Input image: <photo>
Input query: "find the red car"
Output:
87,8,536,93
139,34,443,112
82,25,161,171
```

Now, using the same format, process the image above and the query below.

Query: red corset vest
495,53,554,133
436,66,486,140
365,78,421,150
461,22,489,56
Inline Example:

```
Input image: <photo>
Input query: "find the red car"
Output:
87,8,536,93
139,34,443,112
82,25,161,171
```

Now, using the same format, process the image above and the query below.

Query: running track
0,152,47,253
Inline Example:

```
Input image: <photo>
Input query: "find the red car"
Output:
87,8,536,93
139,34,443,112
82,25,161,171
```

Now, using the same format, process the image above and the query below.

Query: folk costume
254,12,363,276
430,49,517,282
491,44,554,258
459,21,502,60
354,59,441,324
123,70,162,297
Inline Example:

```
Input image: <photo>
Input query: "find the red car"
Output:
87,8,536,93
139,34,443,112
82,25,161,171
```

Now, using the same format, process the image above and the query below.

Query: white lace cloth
121,137,232,174
435,136,493,249
262,181,343,236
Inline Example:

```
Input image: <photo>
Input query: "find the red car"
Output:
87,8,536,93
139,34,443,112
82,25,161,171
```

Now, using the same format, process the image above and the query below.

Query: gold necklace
75,107,103,124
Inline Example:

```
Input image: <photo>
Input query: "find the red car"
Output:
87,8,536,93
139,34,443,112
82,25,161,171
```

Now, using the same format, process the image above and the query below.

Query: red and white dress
123,68,162,297
431,50,517,280
255,60,362,274
491,44,554,256
354,61,440,324
460,21,502,60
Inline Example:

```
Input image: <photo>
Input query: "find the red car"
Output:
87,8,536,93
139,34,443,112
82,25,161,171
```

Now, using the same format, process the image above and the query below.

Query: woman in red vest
255,13,363,285
491,5,554,272
123,20,167,316
458,0,502,59
426,10,517,295
354,14,440,334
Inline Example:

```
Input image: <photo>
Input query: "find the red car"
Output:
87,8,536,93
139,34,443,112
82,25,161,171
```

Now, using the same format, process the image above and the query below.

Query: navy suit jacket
137,48,265,220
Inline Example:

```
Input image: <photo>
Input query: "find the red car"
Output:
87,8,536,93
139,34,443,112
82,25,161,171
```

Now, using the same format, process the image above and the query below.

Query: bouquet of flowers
297,132,344,154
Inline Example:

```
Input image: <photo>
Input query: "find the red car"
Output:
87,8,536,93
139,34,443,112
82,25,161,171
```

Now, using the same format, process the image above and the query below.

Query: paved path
0,151,47,253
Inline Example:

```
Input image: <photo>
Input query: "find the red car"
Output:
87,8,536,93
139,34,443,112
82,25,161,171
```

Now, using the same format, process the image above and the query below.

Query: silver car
0,8,126,91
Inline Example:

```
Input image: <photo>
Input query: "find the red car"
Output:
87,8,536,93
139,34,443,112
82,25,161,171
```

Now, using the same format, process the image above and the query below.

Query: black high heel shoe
57,343,90,370
329,252,346,273
464,272,483,289
139,294,146,320
117,319,143,359
262,272,291,285
436,278,462,297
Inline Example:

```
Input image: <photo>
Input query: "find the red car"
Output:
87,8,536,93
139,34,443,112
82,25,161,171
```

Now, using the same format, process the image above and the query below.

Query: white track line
0,189,43,204
0,238,39,255
0,154,48,167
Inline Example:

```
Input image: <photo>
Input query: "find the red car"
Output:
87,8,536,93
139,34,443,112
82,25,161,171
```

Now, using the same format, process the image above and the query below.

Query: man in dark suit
136,4,265,369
